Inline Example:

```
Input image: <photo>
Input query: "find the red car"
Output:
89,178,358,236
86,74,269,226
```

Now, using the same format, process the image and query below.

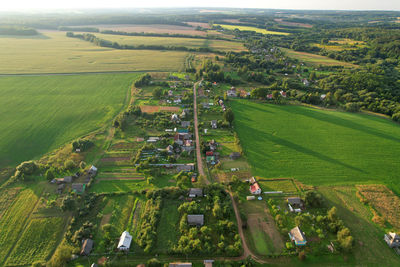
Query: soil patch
100,213,111,227
140,105,180,113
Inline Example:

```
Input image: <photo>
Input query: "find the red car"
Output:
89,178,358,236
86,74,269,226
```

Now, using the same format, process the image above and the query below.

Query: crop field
231,100,400,193
215,24,289,35
281,48,357,67
357,184,400,230
0,189,40,264
79,24,209,36
319,186,400,266
0,31,187,74
0,188,21,219
5,217,65,266
0,73,140,168
94,34,245,52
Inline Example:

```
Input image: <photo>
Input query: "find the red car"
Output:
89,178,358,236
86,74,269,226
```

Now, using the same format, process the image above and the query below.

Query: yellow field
215,24,289,35
281,48,357,67
313,39,366,52
0,31,187,74
94,33,245,52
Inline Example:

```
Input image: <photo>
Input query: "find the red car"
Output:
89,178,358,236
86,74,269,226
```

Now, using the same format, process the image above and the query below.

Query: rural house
187,214,204,227
80,238,94,256
289,226,307,246
117,231,132,251
88,165,97,177
204,260,214,267
169,263,192,267
249,182,261,195
384,232,400,248
189,188,203,198
227,87,237,97
211,120,217,129
287,197,304,212
177,164,195,172
72,183,86,194
181,121,190,128
166,145,174,154
229,152,241,160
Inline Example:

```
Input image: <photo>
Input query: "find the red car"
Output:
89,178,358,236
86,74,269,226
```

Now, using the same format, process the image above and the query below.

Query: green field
231,100,400,193
94,33,245,52
0,32,187,74
0,73,139,168
215,24,289,35
281,48,357,67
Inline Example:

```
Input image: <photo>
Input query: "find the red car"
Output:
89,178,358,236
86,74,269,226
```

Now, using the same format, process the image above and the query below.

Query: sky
0,0,399,11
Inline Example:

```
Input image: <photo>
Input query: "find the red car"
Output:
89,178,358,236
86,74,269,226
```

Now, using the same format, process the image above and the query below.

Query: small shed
287,197,304,212
204,260,214,267
57,184,65,194
117,231,132,251
177,164,195,172
246,196,255,201
187,215,204,227
80,238,94,256
229,152,241,160
289,226,307,246
385,232,400,248
189,188,203,198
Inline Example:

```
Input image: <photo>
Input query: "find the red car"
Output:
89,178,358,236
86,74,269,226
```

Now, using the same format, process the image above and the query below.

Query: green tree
152,88,163,99
224,109,235,126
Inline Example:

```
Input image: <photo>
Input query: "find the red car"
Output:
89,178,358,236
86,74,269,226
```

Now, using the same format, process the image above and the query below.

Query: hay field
281,48,357,67
0,73,140,168
215,24,289,35
94,33,245,52
231,100,400,193
0,31,187,74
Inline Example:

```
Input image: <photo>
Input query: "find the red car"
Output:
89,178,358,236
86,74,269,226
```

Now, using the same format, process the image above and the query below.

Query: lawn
281,48,357,67
89,180,152,193
0,31,187,74
0,73,140,168
94,33,245,52
5,217,65,266
257,179,298,194
215,24,289,35
231,100,400,193
155,200,180,253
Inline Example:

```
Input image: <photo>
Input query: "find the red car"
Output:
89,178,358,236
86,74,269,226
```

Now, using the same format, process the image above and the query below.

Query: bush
64,160,75,170
298,251,306,261
147,258,162,267
15,161,37,177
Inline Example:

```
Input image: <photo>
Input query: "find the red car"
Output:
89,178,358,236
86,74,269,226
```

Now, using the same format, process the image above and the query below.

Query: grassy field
215,24,289,35
5,217,65,266
0,73,139,168
94,33,245,52
281,48,357,67
155,200,180,253
231,100,400,193
0,31,187,74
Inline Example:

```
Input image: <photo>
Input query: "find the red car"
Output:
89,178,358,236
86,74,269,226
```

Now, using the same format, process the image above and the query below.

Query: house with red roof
249,182,261,195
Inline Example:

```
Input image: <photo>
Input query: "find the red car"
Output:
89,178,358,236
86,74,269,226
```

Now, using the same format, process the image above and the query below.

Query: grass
215,24,289,35
0,73,140,168
89,180,152,193
231,100,400,193
248,227,275,255
94,33,245,52
0,189,40,264
5,217,65,266
0,31,187,74
281,48,357,67
257,179,298,193
155,200,180,253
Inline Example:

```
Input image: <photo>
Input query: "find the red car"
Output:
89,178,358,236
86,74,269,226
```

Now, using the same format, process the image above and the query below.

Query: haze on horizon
0,0,399,12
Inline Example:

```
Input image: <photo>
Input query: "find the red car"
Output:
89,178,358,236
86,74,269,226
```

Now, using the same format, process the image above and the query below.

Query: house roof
249,177,256,184
81,239,94,255
289,226,306,242
169,263,192,267
288,197,302,205
250,183,261,193
117,231,132,249
89,165,97,172
189,188,203,196
187,215,204,225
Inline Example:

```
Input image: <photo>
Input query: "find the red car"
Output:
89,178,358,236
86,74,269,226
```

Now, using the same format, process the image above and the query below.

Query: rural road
193,80,206,178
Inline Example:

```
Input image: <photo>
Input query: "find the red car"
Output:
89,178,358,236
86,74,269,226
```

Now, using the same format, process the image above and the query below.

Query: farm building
249,182,261,195
384,232,400,248
177,164,195,172
229,152,241,160
117,231,133,251
80,238,94,256
204,260,214,267
289,226,307,246
189,188,203,198
169,263,192,267
168,90,173,96
187,215,204,227
211,120,217,129
88,165,97,176
287,197,304,212
72,183,86,194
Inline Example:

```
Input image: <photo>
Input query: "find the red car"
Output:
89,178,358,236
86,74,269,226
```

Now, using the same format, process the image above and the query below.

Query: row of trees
136,197,162,252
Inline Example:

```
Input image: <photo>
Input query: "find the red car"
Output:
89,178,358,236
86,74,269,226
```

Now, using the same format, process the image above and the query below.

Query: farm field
215,24,289,35
94,33,245,52
0,73,139,168
280,48,357,67
0,31,187,74
231,100,400,193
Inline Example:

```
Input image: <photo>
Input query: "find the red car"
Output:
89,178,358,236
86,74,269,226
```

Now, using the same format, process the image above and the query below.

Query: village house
249,182,262,195
267,94,273,100
72,183,85,194
249,176,257,184
187,214,204,227
171,113,179,122
174,97,182,104
280,91,287,98
88,165,97,177
206,155,216,165
166,145,174,155
176,164,195,172
211,120,217,129
384,232,400,248
117,231,132,251
202,102,210,109
227,87,237,97
229,152,241,160
289,226,307,246
189,188,203,198
80,238,94,256
204,260,214,267
287,197,304,212
169,263,192,267
208,140,217,151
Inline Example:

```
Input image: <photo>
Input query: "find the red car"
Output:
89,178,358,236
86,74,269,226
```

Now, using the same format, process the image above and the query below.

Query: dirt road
193,80,206,178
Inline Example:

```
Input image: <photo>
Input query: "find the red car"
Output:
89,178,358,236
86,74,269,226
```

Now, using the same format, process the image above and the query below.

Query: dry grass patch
140,105,180,113
357,184,400,230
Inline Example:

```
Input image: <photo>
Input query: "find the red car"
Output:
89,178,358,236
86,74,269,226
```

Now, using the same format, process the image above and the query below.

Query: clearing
281,48,357,67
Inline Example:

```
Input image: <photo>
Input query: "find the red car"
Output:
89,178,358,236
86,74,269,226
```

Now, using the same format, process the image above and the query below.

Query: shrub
64,160,75,170
298,251,306,261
